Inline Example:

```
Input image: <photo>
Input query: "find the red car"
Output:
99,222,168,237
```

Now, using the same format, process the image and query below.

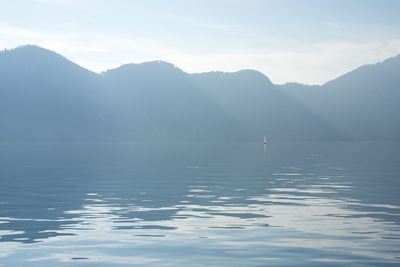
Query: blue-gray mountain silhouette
280,55,400,141
0,45,398,142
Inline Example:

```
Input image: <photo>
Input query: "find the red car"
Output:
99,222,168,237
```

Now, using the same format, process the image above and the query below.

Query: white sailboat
263,136,267,144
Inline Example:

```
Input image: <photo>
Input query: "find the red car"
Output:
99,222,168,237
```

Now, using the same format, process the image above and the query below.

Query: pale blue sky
1,0,399,84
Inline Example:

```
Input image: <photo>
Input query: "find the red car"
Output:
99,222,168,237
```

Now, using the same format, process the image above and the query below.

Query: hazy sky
1,0,399,84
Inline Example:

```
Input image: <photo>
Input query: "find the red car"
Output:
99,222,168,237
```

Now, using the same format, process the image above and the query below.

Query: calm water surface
0,142,399,266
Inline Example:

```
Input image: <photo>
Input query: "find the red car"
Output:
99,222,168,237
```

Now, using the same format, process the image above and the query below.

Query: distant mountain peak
14,44,52,51
192,69,273,86
103,60,186,78
2,44,63,59
323,53,400,87
141,60,176,66
0,44,96,76
236,69,272,83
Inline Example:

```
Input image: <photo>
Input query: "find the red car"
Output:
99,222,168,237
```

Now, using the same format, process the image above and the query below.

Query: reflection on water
0,142,399,266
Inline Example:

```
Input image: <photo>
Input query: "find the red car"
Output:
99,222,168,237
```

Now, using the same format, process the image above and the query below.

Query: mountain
100,61,243,142
281,55,400,140
0,45,114,142
0,45,398,142
192,70,345,141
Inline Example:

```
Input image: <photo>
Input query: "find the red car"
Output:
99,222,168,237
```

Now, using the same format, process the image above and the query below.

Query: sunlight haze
0,0,399,84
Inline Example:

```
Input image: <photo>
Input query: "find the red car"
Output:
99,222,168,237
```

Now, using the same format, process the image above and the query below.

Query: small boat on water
263,136,267,144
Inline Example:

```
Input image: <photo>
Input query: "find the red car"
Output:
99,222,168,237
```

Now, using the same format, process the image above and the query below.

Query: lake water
0,142,399,266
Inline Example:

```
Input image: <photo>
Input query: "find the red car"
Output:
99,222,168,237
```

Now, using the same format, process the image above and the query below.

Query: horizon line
2,44,398,87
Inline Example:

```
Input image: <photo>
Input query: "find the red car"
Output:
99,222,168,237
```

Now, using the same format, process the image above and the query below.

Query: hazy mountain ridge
0,45,399,142
281,54,400,140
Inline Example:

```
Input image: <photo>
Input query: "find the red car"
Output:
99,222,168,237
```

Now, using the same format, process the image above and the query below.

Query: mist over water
0,142,399,266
